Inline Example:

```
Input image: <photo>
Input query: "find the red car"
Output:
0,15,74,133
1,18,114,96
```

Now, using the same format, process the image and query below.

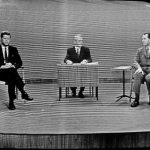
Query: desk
57,62,100,100
112,66,133,102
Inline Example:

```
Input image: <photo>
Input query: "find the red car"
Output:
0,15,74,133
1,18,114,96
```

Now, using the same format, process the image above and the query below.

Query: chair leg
129,68,135,103
96,86,98,100
59,87,62,101
129,81,133,103
89,87,94,97
66,87,69,97
149,95,150,105
66,87,67,97
92,87,94,96
89,87,91,96
89,87,92,96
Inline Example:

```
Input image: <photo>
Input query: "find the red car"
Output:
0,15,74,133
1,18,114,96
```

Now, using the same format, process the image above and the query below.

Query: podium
57,62,100,100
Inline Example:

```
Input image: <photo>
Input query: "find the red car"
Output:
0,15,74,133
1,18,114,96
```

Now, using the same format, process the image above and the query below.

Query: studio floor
0,83,149,134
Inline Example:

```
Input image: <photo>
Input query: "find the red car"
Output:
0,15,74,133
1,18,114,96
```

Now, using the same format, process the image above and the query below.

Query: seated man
131,33,150,107
64,34,92,98
0,31,33,110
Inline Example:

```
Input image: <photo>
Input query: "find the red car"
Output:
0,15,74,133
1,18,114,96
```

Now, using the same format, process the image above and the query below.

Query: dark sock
135,93,139,102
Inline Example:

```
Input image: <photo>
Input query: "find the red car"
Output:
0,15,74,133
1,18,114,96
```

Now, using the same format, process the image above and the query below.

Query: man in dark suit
64,34,92,98
0,31,33,110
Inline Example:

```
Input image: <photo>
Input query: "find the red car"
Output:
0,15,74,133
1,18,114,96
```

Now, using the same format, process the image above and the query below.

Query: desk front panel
57,64,100,87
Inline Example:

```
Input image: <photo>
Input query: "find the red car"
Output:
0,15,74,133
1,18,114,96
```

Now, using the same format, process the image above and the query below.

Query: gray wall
0,0,149,80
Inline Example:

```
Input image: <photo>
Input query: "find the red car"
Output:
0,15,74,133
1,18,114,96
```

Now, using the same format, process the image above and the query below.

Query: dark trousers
70,87,85,93
133,71,150,97
0,68,24,103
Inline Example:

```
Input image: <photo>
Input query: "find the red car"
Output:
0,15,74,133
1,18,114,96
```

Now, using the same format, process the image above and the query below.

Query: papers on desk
86,62,99,65
59,62,99,66
112,66,132,71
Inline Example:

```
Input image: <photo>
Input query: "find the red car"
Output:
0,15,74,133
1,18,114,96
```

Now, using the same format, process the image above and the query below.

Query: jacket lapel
79,46,83,58
143,46,150,58
0,46,4,65
7,46,10,58
73,47,78,57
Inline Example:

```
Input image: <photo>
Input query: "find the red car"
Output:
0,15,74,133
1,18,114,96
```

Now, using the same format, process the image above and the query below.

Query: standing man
64,34,92,98
131,33,150,107
0,31,33,110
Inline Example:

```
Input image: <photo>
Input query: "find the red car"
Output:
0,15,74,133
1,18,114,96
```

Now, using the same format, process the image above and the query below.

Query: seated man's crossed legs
131,71,150,107
0,68,33,110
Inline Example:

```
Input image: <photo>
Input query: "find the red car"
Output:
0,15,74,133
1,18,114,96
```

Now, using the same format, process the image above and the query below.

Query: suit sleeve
133,48,141,70
85,47,92,63
64,48,71,63
12,47,23,69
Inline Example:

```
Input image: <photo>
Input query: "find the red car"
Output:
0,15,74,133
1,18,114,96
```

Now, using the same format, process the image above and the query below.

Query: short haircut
143,33,150,39
74,34,83,40
1,31,11,38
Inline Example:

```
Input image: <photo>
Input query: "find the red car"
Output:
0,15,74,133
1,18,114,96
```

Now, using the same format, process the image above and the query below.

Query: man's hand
81,59,87,64
135,67,144,75
66,60,73,65
0,63,15,69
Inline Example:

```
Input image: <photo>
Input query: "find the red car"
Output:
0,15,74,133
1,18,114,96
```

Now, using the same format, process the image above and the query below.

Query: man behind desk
0,31,33,110
64,34,92,98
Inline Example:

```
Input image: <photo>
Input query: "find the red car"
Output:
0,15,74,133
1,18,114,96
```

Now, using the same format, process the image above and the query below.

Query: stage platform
0,83,150,148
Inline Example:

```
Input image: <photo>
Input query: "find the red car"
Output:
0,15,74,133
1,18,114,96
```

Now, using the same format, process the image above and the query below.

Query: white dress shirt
75,46,80,55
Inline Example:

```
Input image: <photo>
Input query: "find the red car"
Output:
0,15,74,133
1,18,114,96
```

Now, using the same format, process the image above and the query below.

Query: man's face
142,34,150,46
74,36,83,47
1,34,11,46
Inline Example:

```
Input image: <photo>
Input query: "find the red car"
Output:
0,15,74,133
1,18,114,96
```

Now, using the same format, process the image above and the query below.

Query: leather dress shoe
8,103,16,110
131,101,139,107
22,92,33,101
72,92,76,97
148,96,150,105
78,92,84,98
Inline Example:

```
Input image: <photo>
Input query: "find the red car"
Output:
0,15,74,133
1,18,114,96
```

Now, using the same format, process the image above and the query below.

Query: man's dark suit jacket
0,45,22,69
0,45,24,101
64,46,92,63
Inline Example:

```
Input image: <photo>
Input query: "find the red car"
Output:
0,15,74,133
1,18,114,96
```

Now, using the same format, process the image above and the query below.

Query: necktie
4,47,8,63
76,47,80,56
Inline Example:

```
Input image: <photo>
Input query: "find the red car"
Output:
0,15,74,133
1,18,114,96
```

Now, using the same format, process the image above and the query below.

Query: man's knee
145,74,150,83
134,72,144,83
134,71,143,78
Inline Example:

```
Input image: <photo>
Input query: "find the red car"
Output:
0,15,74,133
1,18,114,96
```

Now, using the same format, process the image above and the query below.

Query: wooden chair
0,66,25,100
